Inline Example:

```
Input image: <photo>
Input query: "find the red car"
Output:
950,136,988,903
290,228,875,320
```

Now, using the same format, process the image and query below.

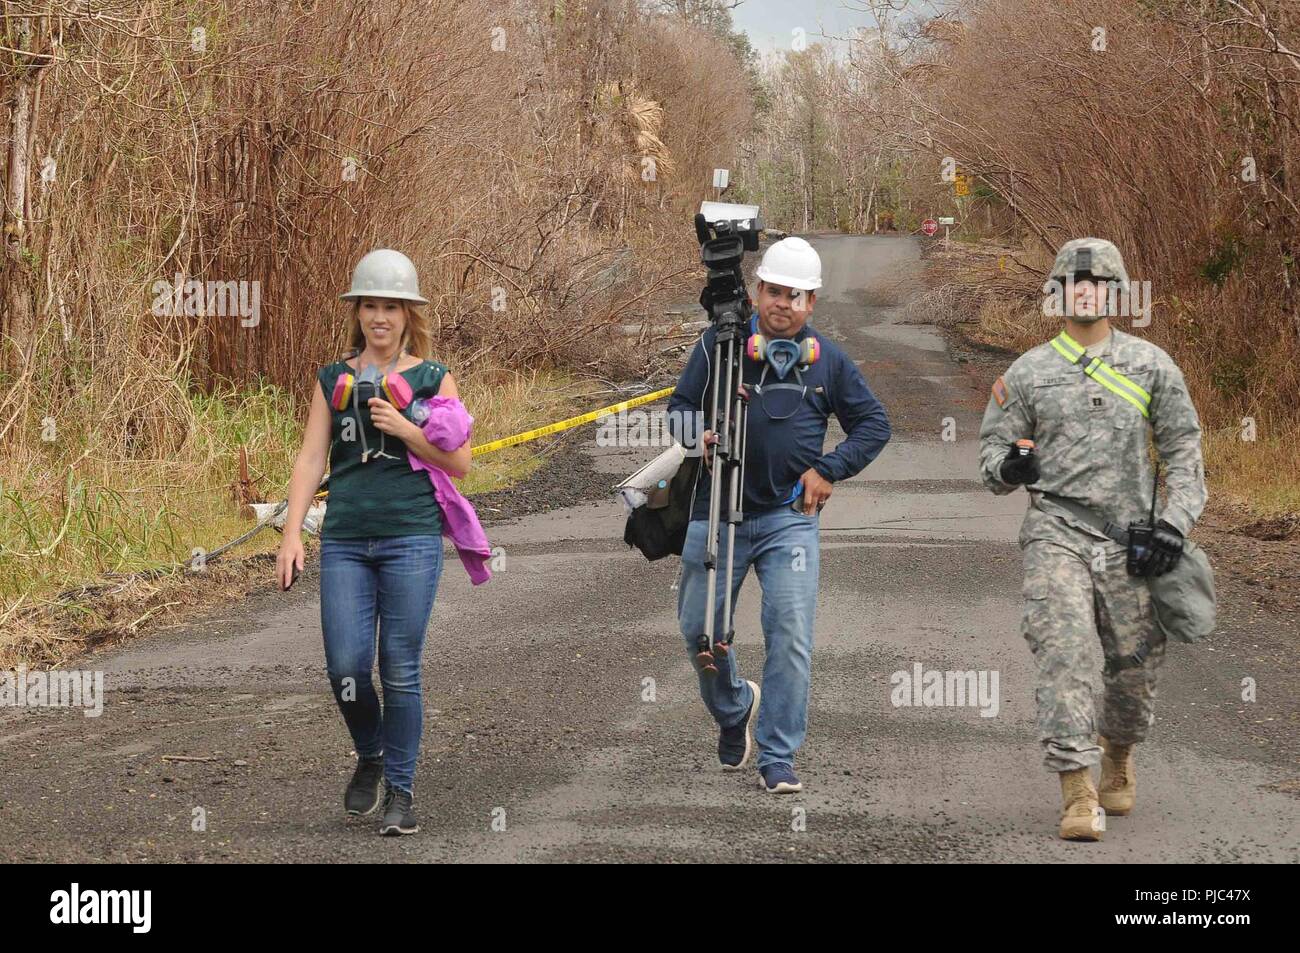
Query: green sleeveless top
316,357,448,539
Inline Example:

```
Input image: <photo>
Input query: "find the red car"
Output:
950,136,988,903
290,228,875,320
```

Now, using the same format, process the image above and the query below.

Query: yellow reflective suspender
1050,332,1151,418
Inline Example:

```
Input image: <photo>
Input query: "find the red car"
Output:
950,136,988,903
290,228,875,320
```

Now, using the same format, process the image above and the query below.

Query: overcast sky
730,0,941,56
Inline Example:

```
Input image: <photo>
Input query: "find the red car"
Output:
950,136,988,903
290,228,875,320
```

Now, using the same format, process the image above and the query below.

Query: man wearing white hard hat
668,236,892,794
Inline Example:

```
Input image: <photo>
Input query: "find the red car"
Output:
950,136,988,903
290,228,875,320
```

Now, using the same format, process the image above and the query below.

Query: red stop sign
921,219,939,237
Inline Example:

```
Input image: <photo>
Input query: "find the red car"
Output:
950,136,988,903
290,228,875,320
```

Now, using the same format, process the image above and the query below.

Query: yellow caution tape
471,386,675,456
319,388,675,498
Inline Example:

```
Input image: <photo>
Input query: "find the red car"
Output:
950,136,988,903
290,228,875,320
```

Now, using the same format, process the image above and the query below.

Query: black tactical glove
999,447,1040,486
1127,519,1184,577
1147,520,1185,576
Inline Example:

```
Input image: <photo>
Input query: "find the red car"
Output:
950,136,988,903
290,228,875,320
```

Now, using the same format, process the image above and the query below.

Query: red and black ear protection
329,368,413,412
745,315,820,367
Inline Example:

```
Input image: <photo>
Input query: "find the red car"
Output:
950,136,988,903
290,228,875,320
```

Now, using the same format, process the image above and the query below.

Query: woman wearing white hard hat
276,248,471,836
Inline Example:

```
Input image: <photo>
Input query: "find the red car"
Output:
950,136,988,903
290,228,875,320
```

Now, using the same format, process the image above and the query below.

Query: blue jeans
677,507,820,769
320,535,443,794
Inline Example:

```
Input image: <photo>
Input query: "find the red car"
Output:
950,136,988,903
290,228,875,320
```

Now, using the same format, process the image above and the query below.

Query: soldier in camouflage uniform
978,238,1207,841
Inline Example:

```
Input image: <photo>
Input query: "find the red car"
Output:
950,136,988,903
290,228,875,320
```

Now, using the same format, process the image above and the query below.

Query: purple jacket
406,397,492,585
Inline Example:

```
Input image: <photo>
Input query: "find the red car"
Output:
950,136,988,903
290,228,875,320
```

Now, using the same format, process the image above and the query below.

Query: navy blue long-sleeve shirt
667,321,891,520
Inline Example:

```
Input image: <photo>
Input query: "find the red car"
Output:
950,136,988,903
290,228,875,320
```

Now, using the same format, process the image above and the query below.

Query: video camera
695,202,764,332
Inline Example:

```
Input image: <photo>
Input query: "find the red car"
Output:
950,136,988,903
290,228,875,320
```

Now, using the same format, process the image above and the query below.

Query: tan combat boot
1059,767,1103,841
1098,735,1136,815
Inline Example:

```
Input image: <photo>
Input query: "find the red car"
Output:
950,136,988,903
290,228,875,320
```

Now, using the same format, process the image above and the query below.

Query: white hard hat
755,236,822,291
341,248,428,304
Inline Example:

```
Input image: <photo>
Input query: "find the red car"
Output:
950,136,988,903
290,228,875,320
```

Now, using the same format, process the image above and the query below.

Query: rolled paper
614,442,687,494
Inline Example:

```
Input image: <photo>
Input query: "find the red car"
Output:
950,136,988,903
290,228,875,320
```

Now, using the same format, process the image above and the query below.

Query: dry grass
0,1,754,666
1201,427,1300,524
0,361,587,669
0,557,260,673
967,296,1053,354
808,0,1300,522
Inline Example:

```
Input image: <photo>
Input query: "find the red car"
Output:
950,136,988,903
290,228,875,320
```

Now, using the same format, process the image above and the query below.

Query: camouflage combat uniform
979,328,1207,771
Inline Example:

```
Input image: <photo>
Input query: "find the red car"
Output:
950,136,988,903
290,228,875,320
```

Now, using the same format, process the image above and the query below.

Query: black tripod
697,306,751,674
693,210,762,676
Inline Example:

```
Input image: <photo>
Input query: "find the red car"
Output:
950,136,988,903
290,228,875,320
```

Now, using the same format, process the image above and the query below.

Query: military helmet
1048,237,1129,290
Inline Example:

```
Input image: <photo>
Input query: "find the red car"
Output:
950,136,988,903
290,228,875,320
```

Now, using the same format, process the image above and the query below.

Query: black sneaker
345,756,384,816
378,783,420,836
719,680,760,771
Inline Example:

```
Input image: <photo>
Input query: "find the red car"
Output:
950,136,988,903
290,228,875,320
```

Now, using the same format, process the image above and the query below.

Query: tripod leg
714,521,738,660
698,336,731,677
715,359,748,660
